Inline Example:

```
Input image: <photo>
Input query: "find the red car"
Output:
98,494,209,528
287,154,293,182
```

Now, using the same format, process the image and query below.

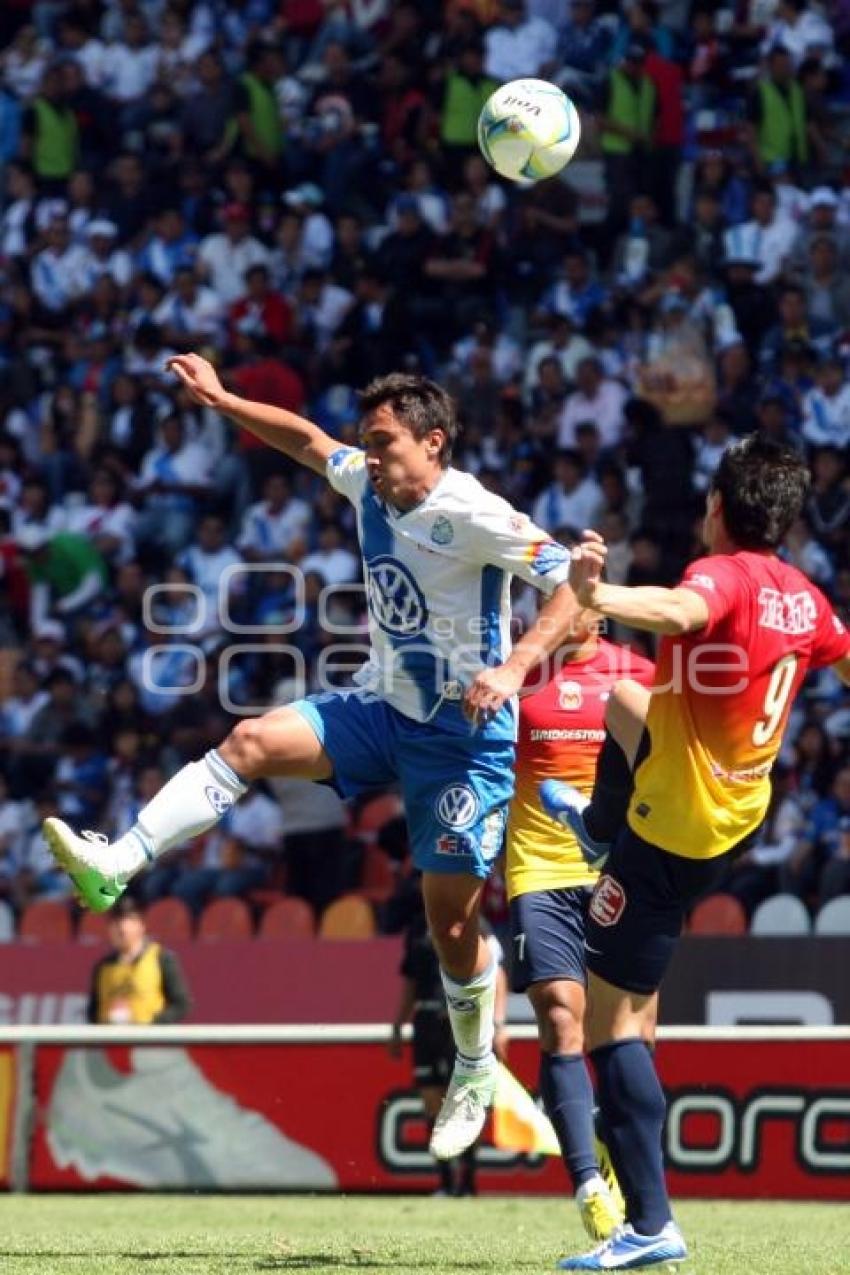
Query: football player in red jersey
507,598,653,1243
544,436,850,1271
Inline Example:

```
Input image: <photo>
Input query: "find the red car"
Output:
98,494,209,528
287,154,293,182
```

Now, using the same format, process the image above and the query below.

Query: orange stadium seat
319,893,376,940
355,793,404,841
688,893,747,936
198,897,253,941
358,844,396,904
19,900,72,944
78,911,111,945
145,897,193,944
258,896,316,940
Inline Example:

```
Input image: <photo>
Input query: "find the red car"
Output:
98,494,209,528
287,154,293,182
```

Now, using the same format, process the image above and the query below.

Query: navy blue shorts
509,886,592,993
584,825,733,996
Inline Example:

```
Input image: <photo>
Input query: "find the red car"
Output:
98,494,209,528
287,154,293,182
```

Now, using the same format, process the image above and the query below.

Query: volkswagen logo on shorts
436,784,480,830
366,556,429,637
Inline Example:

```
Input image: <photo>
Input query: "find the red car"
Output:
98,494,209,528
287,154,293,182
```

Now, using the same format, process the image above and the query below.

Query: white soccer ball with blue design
477,79,581,183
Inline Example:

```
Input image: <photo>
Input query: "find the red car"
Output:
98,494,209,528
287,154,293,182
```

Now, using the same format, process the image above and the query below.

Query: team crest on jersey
558,680,583,711
365,555,429,637
430,515,454,546
435,784,480,830
589,875,626,927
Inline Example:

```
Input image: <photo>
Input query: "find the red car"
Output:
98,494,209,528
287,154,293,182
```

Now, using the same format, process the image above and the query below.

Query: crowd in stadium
0,0,849,933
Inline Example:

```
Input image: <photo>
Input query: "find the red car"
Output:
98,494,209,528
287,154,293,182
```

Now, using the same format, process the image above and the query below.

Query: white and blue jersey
326,446,570,738
291,447,572,878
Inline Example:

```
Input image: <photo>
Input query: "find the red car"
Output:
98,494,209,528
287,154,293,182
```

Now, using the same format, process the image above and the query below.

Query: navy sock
540,1052,599,1190
584,732,634,844
591,1038,671,1236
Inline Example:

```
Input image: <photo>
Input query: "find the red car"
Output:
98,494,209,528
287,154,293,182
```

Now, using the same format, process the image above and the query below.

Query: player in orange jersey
507,600,653,1242
545,436,850,1271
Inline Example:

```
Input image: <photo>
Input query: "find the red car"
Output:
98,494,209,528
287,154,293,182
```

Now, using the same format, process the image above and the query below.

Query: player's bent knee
531,989,584,1054
605,678,650,764
220,718,269,781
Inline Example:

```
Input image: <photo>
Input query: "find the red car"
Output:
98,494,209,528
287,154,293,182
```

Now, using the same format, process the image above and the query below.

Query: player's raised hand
569,530,607,606
166,352,226,408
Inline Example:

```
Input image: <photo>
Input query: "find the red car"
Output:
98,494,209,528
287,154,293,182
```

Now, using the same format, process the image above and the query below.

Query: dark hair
358,374,458,465
110,894,143,919
710,436,810,550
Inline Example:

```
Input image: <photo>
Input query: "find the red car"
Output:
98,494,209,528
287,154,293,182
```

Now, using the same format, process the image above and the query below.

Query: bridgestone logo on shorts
589,875,626,927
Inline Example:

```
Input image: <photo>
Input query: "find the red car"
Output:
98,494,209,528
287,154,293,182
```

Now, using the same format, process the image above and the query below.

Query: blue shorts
291,689,514,879
584,825,734,995
509,887,592,992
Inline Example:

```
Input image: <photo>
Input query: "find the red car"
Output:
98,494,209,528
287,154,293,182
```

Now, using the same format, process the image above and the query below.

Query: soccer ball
477,79,581,184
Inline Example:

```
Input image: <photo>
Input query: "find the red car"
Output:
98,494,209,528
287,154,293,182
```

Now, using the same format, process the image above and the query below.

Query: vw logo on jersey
365,555,429,638
435,784,480,830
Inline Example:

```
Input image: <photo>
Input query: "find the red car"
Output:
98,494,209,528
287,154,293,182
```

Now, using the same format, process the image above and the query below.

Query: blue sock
591,1038,671,1236
540,1052,599,1190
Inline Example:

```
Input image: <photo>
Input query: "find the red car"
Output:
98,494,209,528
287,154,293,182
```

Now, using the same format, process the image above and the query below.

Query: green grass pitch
1,1195,849,1274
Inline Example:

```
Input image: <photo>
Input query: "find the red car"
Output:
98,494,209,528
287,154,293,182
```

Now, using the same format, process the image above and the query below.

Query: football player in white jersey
42,353,577,1159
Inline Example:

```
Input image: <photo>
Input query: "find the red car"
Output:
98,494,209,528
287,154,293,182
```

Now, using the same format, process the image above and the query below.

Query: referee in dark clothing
87,896,191,1025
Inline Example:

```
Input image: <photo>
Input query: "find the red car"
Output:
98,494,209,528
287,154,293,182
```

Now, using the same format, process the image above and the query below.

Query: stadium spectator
783,766,850,907
198,204,270,305
531,449,602,535
484,0,557,83
558,357,627,450
747,44,809,174
87,894,191,1024
599,40,658,245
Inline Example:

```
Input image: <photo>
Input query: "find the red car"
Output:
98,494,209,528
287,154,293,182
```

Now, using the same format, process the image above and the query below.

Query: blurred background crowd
0,0,849,937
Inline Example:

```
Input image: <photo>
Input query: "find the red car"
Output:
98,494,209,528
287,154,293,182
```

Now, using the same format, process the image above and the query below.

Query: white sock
111,749,248,878
440,957,497,1077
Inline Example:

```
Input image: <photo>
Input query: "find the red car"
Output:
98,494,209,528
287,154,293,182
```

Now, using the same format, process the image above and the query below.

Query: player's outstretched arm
569,530,710,636
167,352,339,476
463,582,581,722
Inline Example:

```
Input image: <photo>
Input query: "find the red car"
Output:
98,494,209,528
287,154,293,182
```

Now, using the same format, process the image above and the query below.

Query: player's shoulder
679,551,743,589
438,467,511,514
327,444,365,471
325,444,367,488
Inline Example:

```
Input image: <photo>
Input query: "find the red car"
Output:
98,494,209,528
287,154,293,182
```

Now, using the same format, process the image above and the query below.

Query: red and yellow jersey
631,552,850,860
507,639,655,900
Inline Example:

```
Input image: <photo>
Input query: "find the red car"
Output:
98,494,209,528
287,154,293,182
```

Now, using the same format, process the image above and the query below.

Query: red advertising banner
25,1037,850,1199
0,940,404,1025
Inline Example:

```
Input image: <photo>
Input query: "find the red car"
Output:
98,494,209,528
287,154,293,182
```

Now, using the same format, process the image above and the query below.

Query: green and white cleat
429,1060,497,1160
42,818,127,913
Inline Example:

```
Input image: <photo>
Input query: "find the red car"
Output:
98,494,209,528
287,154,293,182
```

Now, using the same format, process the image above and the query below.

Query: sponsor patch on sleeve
527,539,571,577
